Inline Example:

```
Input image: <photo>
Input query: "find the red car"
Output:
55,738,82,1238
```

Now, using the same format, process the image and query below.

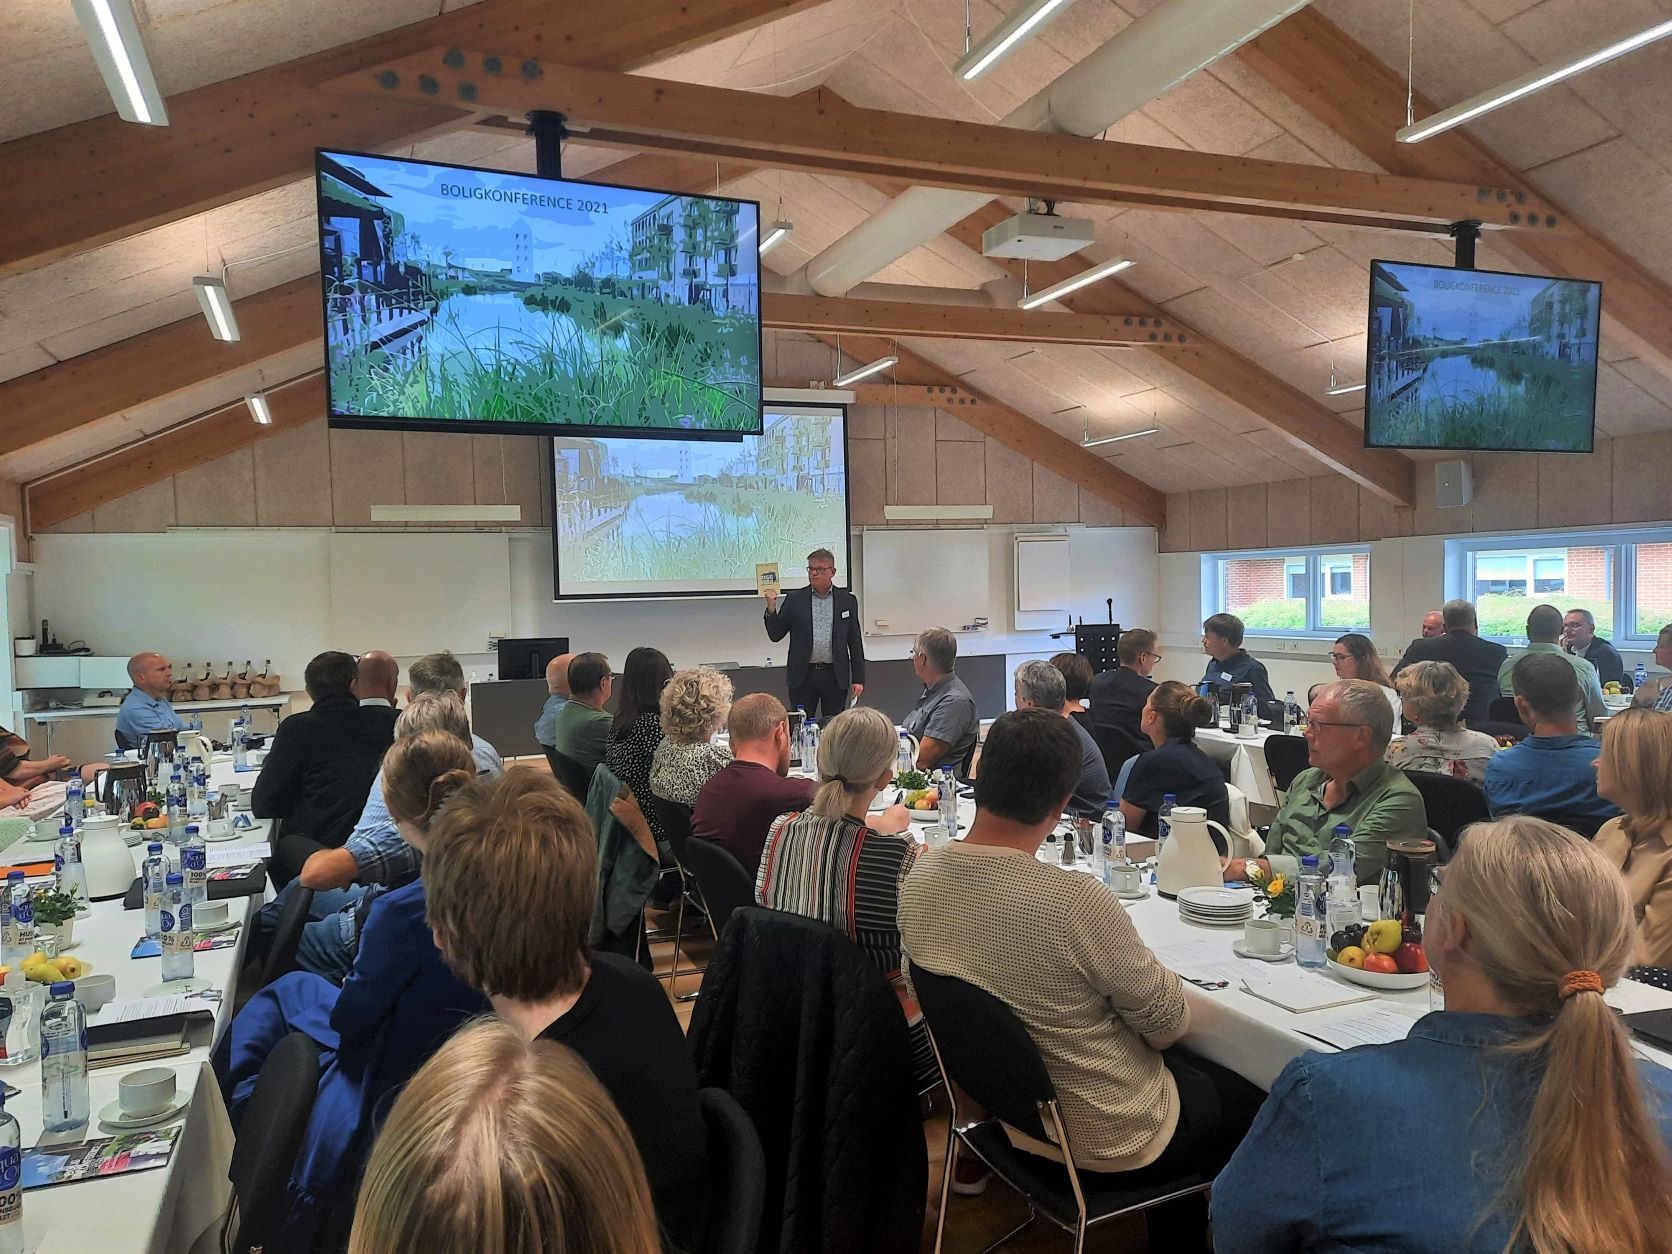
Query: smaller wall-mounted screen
317,148,762,438
552,405,849,600
1364,259,1600,453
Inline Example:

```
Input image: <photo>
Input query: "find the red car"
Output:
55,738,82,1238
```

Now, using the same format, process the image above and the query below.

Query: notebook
1239,970,1378,1014
86,1013,196,1069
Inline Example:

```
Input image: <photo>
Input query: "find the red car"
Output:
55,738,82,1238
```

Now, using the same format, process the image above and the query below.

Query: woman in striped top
755,706,936,1085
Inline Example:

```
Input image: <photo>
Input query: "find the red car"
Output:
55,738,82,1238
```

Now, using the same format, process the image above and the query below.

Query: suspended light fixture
71,0,169,126
759,220,794,254
1081,426,1158,449
245,393,273,426
1324,364,1365,397
954,0,1076,82
193,277,240,342
1018,256,1134,310
832,355,898,387
1398,18,1672,144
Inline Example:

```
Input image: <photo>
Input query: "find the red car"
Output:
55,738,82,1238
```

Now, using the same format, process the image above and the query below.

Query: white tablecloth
1194,727,1284,808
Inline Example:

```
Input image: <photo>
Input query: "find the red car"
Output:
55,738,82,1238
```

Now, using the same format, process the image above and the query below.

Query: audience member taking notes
1594,708,1672,970
649,666,733,807
1391,599,1506,727
900,627,980,775
1496,603,1605,733
1198,614,1276,715
1120,681,1230,848
1012,660,1109,819
1484,653,1619,822
1211,817,1672,1253
692,692,815,877
1385,661,1500,785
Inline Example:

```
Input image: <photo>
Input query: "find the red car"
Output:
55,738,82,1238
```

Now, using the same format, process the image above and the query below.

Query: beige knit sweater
899,842,1187,1169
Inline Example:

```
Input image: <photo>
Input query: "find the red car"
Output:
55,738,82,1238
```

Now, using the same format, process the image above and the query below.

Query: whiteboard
1015,534,1070,613
859,530,990,637
328,532,511,657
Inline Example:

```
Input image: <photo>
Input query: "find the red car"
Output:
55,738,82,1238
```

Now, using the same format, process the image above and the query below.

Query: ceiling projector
981,210,1095,261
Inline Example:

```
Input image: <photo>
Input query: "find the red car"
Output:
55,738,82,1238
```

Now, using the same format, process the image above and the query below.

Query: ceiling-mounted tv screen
316,149,762,438
551,404,849,600
1363,260,1600,453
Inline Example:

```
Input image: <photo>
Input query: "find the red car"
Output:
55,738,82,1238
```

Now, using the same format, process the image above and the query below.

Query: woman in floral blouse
1384,660,1500,785
649,667,734,808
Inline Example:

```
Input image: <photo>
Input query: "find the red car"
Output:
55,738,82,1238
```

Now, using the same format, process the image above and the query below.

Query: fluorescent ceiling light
369,504,524,523
832,355,897,387
1325,381,1366,397
1082,426,1159,449
1018,257,1135,310
193,277,240,342
954,0,1074,81
1397,18,1672,144
884,504,995,521
245,394,272,426
71,0,169,126
759,220,794,254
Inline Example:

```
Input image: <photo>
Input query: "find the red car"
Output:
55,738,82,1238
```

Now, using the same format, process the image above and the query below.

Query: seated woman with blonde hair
1385,660,1500,786
649,666,734,807
349,1018,663,1254
1212,815,1672,1252
1595,707,1672,970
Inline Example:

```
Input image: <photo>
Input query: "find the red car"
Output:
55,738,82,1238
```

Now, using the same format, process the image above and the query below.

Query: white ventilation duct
801,0,1312,297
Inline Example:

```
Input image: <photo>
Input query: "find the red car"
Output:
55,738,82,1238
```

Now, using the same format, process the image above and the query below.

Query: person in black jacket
1391,599,1508,727
1562,607,1625,687
254,651,398,874
1089,627,1162,757
762,546,865,720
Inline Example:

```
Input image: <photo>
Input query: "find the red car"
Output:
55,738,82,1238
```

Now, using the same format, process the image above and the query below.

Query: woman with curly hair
649,666,734,807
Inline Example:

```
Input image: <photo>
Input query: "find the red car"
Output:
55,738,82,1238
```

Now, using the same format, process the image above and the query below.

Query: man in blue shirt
114,653,185,749
533,651,573,750
1198,614,1276,715
1485,652,1620,821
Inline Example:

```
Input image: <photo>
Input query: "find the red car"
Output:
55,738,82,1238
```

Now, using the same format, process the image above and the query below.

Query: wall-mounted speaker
1435,460,1473,509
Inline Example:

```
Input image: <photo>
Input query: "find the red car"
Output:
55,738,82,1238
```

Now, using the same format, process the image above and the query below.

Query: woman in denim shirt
1212,816,1672,1253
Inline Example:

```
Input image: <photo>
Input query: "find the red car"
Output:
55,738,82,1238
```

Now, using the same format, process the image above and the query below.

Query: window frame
1445,527,1672,646
1201,543,1372,638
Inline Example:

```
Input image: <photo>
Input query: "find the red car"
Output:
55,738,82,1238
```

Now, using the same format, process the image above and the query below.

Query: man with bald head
353,650,399,707
1420,611,1444,639
534,651,575,752
115,652,184,749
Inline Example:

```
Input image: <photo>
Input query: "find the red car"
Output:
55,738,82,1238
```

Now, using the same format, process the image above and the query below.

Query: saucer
1232,939,1294,963
192,918,241,936
1113,887,1150,901
97,1095,190,1130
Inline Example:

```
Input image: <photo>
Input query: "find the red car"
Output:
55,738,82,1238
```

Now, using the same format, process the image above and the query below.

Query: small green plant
32,888,79,926
896,769,929,791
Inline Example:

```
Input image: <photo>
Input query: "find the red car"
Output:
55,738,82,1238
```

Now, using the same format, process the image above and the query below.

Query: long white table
1194,726,1285,808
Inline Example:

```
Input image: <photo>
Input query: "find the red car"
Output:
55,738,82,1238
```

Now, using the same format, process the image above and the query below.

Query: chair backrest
260,884,315,988
1488,696,1524,726
697,1087,767,1254
651,795,696,864
227,1031,321,1254
1537,811,1609,840
682,838,756,936
547,748,595,803
1403,770,1491,846
908,963,1055,1142
1090,722,1148,779
1263,733,1311,792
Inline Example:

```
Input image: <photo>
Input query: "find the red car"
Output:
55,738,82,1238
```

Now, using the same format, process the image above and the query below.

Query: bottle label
9,901,29,928
0,1146,19,1224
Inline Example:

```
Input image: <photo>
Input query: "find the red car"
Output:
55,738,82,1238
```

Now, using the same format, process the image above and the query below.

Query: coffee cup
118,1067,177,1119
1111,863,1143,895
72,973,117,1013
1357,884,1381,919
1243,917,1283,956
194,900,229,928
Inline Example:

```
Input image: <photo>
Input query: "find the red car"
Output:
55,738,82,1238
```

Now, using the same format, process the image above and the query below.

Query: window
1445,533,1672,642
1206,545,1371,635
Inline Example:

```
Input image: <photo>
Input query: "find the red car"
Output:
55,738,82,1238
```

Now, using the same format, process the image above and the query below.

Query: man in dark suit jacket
1390,599,1508,727
1088,626,1161,759
763,546,866,721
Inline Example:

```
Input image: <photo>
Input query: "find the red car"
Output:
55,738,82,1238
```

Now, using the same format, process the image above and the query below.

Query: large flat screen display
316,149,762,438
1364,260,1600,452
552,405,849,600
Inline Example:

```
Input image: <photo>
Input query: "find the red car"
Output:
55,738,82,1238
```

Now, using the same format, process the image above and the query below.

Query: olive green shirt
1264,759,1427,885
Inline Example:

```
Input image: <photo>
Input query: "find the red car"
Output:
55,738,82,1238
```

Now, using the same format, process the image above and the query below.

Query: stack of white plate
1176,886,1253,927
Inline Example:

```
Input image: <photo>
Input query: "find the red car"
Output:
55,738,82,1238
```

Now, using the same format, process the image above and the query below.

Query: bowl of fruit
903,786,943,821
1325,918,1431,990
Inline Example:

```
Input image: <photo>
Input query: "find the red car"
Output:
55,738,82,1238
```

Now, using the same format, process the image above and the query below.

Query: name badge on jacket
842,610,851,619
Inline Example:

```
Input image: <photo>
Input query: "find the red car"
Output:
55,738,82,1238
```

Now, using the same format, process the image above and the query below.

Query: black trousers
789,664,846,721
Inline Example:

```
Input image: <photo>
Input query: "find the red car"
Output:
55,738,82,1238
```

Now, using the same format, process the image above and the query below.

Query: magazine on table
22,1126,182,1189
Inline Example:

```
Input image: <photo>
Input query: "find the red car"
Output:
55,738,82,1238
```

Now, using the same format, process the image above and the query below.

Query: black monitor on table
496,637,571,682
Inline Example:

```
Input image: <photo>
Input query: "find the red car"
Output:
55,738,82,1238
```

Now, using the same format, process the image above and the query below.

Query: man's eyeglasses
1142,652,1164,664
1304,719,1367,732
807,565,835,574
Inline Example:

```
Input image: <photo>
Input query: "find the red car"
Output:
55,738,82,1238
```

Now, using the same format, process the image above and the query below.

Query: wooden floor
646,902,1152,1254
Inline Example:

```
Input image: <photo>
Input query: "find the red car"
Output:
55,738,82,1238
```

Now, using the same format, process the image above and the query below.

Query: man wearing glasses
763,546,866,721
1088,627,1163,756
1223,679,1427,887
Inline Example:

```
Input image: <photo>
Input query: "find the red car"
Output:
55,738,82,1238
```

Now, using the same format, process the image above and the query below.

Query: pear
53,957,84,981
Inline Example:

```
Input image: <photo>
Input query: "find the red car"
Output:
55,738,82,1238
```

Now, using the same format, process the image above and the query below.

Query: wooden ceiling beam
945,204,1415,507
762,292,1181,346
819,333,1165,527
27,376,326,530
1238,8,1672,384
0,0,819,280
329,52,1570,235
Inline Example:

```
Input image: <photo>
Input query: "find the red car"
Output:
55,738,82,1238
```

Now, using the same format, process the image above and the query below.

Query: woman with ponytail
215,710,490,1251
1212,815,1672,1253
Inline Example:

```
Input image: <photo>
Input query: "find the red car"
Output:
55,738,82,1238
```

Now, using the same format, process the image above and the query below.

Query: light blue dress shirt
534,692,568,747
115,687,185,745
1482,733,1620,820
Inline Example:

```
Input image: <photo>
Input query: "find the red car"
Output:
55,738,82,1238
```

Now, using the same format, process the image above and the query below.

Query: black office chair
547,748,595,803
697,1087,767,1254
259,885,314,989
1537,812,1609,839
1488,696,1523,725
1090,723,1148,781
649,795,707,1000
682,838,757,939
224,1032,321,1254
911,965,1215,1254
1263,734,1311,793
1404,771,1490,850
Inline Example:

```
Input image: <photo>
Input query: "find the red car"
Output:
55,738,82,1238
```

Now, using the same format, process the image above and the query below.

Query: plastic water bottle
1239,691,1260,738
232,717,249,770
937,766,958,841
39,983,88,1134
182,824,208,908
803,720,820,774
1157,793,1176,858
0,966,40,1069
1326,824,1361,934
166,767,187,842
1282,690,1299,734
1296,855,1327,970
0,1087,20,1253
0,875,33,968
160,874,194,983
1634,662,1648,693
63,778,84,831
896,731,915,780
54,823,88,904
240,702,251,733
142,842,168,939
187,762,208,823
1101,800,1126,870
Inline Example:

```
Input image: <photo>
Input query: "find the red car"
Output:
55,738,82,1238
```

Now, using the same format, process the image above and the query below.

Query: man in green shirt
1496,603,1605,733
1225,679,1427,886
547,651,613,771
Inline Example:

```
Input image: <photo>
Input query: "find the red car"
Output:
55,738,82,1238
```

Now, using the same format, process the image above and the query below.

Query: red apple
1362,953,1399,975
1394,942,1429,975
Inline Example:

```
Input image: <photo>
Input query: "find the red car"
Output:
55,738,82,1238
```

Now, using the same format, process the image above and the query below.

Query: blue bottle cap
49,981,74,998
184,825,199,835
166,872,183,885
5,870,21,882
148,843,164,853
1162,793,1177,803
1301,854,1320,867
1333,824,1352,836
